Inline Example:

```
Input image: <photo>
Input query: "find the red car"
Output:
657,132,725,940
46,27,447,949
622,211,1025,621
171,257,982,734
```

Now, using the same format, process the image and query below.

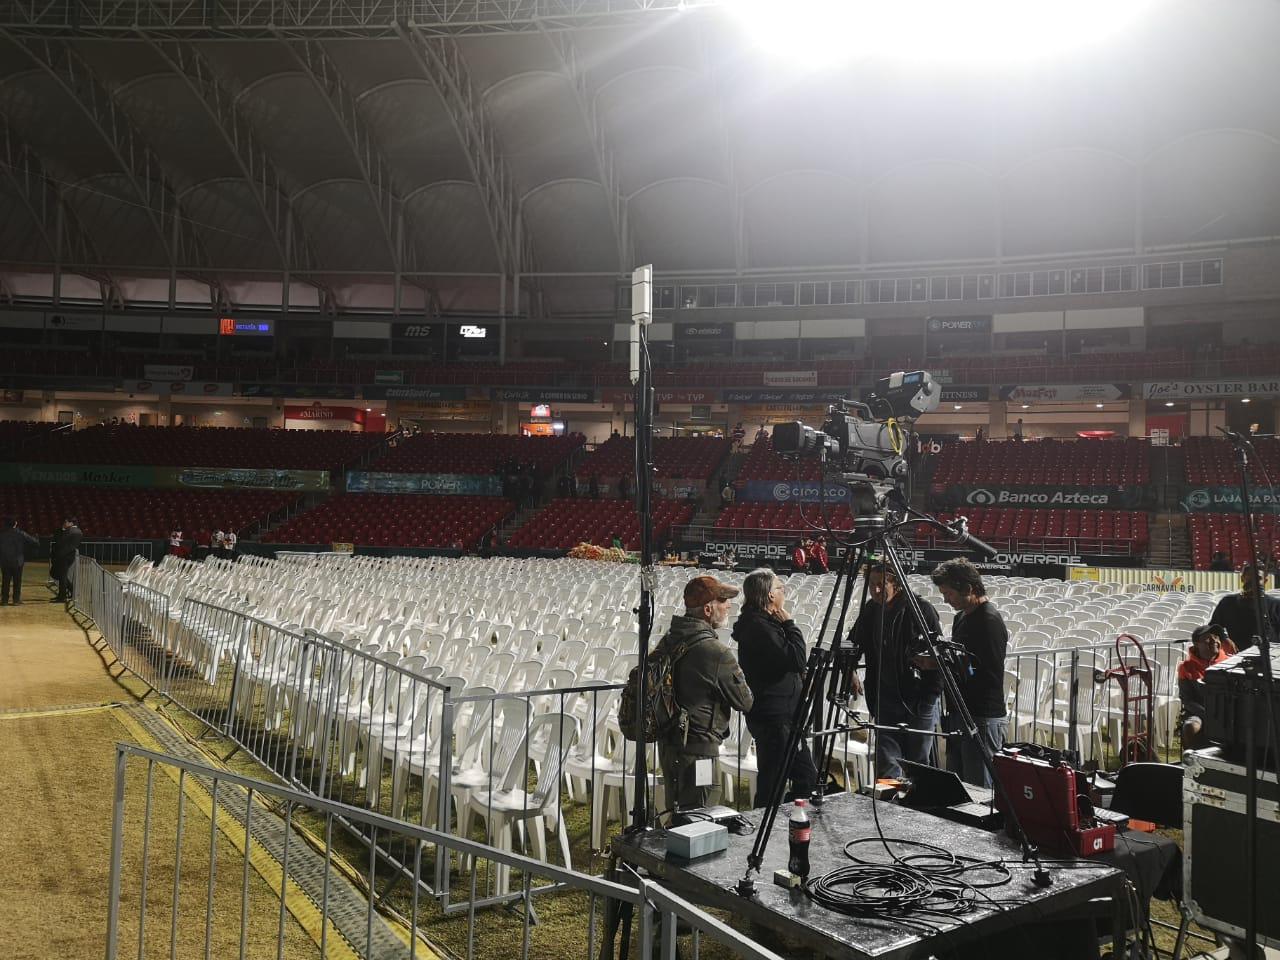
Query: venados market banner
346,471,503,495
740,480,853,503
1181,486,1280,513
935,484,1152,510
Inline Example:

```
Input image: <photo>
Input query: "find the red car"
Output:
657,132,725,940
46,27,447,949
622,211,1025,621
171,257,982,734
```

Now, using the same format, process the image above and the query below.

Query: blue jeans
945,715,1007,789
873,694,941,780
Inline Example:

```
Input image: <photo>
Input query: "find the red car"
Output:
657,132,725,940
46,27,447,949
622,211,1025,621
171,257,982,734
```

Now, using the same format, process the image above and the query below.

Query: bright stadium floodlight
722,0,1159,69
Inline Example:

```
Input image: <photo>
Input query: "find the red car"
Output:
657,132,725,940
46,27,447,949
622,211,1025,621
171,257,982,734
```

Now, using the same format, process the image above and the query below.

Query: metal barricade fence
435,681,629,913
72,554,103,619
106,743,786,960
162,599,459,899
79,540,155,566
115,582,175,694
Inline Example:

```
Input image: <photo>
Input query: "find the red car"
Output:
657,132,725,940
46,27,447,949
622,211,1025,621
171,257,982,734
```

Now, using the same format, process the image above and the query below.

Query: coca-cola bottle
788,798,811,879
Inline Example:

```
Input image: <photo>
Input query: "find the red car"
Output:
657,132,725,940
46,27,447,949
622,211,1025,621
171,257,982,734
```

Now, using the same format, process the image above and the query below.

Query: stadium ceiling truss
538,23,627,271
395,21,533,278
0,0,705,39
142,36,322,275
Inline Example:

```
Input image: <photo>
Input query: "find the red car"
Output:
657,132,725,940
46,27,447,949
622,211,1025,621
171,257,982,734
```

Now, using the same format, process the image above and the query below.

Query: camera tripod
735,507,1053,898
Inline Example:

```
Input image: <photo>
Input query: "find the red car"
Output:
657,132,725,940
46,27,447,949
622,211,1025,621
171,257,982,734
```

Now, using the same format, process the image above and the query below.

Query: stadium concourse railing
105,743,787,960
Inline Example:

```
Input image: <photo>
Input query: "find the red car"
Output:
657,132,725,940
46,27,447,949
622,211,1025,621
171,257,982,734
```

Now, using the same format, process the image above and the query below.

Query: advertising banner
740,480,855,503
364,384,466,401
391,322,441,341
11,375,119,392
601,387,718,405
143,364,194,381
284,403,363,423
374,370,404,385
1068,566,1242,592
1143,379,1280,400
927,317,992,333
937,484,1152,510
653,478,704,499
46,314,102,331
124,380,234,397
675,321,733,340
398,400,492,419
1,389,23,403
346,471,504,495
240,383,358,399
741,404,828,425
1181,486,1280,514
169,467,330,491
0,462,155,487
999,383,1131,403
939,385,989,402
763,371,818,387
724,388,849,404
490,387,596,403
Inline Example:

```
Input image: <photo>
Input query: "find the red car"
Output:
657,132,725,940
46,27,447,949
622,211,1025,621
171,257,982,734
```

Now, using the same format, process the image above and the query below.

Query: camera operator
845,561,943,779
733,569,818,806
929,558,1008,788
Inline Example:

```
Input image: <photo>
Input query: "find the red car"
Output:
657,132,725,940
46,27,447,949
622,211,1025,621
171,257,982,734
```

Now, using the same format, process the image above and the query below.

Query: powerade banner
724,388,849,404
363,384,466,401
240,383,357,399
490,387,596,403
937,485,1151,509
1182,486,1280,514
346,472,503,495
740,480,853,503
172,467,329,491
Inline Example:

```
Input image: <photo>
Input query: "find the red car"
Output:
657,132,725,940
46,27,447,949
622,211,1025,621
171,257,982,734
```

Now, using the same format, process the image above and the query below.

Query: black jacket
54,524,82,562
0,526,38,567
732,607,807,720
847,592,943,715
657,615,755,756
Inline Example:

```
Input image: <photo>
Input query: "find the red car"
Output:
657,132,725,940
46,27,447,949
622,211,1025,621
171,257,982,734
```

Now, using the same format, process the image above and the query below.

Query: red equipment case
993,748,1116,857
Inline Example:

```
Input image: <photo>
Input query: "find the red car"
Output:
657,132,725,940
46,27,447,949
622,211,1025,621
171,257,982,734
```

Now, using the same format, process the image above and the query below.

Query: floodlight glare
723,0,1159,68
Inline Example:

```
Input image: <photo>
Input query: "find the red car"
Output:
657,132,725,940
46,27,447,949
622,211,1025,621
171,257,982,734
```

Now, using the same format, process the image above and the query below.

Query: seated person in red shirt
1177,624,1233,749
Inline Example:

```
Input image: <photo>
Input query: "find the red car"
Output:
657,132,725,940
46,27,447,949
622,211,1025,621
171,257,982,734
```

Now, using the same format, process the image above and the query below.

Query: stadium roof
0,0,1278,313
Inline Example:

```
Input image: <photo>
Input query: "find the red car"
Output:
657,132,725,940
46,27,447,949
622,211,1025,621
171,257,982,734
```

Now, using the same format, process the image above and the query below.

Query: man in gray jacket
656,574,754,812
1,517,39,605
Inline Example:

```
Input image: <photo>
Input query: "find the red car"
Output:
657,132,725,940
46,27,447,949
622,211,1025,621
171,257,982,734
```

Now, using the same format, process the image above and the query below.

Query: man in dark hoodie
733,568,817,806
847,561,943,780
656,574,754,812
50,517,82,603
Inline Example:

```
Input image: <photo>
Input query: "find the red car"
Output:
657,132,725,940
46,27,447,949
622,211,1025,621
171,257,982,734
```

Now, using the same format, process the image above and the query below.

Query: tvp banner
346,472,503,495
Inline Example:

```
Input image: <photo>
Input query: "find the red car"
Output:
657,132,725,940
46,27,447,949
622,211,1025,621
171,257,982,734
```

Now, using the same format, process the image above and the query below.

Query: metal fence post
105,747,128,960
434,686,455,899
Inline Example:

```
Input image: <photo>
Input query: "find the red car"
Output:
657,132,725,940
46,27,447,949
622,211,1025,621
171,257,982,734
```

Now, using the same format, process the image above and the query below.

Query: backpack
618,638,693,743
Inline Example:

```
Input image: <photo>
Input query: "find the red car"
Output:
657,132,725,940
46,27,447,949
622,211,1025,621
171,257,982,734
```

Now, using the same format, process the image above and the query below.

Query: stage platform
613,792,1128,960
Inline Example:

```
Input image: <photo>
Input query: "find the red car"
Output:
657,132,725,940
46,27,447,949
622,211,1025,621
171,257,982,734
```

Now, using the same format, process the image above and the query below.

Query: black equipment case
1183,746,1280,947
1201,648,1280,768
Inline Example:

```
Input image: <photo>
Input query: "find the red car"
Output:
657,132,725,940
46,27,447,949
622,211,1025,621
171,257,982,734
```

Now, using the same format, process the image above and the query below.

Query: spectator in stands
734,568,816,806
212,528,226,560
50,517,81,603
1,517,39,605
791,540,807,574
1209,564,1280,652
1209,551,1233,572
808,537,830,575
656,575,753,812
588,475,600,500
1178,624,1231,749
847,561,944,779
223,526,237,561
731,422,746,450
975,425,985,443
1012,419,1025,442
930,558,1009,788
754,425,769,445
168,527,185,557
721,481,735,507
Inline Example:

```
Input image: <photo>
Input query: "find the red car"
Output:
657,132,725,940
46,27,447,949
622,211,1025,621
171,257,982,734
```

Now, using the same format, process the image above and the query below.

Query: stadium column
990,399,1008,440
1128,401,1146,438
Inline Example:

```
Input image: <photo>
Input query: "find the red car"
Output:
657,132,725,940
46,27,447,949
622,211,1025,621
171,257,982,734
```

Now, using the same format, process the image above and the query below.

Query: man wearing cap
655,574,754,813
1178,624,1232,749
1209,563,1280,652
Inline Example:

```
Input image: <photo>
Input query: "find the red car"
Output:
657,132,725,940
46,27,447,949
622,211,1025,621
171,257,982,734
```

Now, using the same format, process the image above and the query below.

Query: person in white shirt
223,526,237,561
211,529,226,559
